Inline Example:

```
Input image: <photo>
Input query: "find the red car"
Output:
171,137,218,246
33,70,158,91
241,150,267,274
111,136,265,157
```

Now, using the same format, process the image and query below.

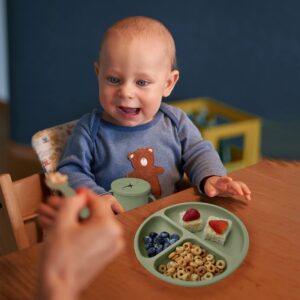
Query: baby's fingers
240,182,251,201
228,181,251,201
227,181,244,197
38,203,58,220
38,215,55,230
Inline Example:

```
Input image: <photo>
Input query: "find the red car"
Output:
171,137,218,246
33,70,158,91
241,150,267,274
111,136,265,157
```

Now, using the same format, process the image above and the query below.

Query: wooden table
0,160,300,300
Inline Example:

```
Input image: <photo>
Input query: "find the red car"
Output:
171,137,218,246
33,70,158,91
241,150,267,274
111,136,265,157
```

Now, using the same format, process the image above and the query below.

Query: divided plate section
153,238,229,287
135,215,184,259
164,202,249,258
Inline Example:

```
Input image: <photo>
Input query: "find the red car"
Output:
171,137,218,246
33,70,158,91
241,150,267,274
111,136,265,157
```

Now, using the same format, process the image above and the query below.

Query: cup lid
111,178,151,196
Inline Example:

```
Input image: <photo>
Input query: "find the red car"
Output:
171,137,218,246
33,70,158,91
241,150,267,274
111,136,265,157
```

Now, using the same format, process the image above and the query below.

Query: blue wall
7,0,300,158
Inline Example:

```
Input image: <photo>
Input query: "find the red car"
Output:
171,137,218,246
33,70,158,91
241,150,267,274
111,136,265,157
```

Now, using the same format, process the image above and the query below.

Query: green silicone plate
134,202,249,287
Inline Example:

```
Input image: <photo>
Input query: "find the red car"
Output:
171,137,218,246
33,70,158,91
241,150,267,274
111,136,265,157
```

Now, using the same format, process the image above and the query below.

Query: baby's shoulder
75,109,101,135
160,102,189,128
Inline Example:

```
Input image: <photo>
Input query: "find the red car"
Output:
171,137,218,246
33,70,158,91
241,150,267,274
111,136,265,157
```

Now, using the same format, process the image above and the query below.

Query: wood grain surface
0,160,299,300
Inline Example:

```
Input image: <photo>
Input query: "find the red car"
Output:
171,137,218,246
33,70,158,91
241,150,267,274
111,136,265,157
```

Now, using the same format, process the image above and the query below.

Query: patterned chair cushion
31,120,78,173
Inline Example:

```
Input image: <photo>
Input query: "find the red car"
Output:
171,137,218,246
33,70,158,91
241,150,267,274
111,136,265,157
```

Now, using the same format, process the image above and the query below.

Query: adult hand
38,189,124,231
38,188,124,300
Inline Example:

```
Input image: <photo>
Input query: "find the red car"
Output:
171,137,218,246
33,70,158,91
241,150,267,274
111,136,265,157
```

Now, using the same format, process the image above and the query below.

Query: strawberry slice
208,220,228,234
182,208,200,221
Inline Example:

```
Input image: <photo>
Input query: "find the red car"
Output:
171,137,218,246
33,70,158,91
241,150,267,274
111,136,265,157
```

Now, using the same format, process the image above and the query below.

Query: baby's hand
90,191,125,215
204,176,251,201
38,195,62,230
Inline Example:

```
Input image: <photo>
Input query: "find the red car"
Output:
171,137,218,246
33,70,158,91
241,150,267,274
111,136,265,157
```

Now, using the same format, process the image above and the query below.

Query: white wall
0,0,9,102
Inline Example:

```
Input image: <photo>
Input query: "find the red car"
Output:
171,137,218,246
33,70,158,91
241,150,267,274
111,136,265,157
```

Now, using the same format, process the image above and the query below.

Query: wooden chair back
0,173,48,256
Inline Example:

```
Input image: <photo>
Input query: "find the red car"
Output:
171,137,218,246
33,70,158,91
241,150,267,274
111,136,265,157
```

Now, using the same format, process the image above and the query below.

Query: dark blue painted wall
7,0,300,158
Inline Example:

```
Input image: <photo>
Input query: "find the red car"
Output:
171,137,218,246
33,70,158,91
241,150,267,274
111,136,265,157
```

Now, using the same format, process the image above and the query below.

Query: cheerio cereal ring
158,264,167,273
206,254,214,261
172,272,179,279
183,241,192,249
180,250,188,257
204,261,213,268
196,266,207,276
190,273,200,281
189,261,198,268
191,246,201,255
167,261,177,269
177,266,185,272
195,258,204,266
201,272,214,280
166,267,176,275
200,249,207,257
176,246,184,253
185,266,194,273
216,259,226,270
168,251,177,259
175,256,184,264
206,264,216,273
178,272,189,281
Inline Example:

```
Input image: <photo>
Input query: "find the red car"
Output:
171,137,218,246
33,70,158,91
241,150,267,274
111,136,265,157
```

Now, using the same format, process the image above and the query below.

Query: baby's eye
136,80,149,87
106,76,120,85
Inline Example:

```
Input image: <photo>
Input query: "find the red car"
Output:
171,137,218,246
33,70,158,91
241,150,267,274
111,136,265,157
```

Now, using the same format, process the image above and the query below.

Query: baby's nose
118,83,134,99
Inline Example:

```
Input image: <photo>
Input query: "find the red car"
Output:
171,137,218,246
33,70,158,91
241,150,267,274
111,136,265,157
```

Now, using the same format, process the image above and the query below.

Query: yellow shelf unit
169,97,262,172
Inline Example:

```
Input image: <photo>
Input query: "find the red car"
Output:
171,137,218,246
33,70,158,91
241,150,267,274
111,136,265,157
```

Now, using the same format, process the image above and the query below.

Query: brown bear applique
127,148,164,198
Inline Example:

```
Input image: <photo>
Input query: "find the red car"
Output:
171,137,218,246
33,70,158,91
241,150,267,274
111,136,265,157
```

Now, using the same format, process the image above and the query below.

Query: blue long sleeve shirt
58,102,226,197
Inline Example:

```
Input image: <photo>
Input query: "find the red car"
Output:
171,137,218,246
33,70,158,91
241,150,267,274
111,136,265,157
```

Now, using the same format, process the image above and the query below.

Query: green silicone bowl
134,202,249,287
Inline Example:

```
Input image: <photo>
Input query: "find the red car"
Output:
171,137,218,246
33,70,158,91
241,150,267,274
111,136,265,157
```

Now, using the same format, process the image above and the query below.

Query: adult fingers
56,193,87,227
111,199,125,214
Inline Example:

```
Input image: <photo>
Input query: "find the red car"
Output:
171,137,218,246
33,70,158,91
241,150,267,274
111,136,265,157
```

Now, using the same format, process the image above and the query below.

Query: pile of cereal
157,241,226,281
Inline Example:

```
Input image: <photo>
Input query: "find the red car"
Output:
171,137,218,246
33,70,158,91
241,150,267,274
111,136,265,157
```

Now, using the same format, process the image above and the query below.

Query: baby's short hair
98,16,178,71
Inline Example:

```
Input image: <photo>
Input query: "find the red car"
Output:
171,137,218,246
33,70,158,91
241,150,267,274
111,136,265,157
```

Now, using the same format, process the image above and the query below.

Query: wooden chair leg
0,174,30,254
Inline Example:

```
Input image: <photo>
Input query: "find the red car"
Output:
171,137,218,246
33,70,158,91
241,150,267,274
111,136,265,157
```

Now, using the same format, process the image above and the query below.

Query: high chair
0,172,48,256
31,119,78,173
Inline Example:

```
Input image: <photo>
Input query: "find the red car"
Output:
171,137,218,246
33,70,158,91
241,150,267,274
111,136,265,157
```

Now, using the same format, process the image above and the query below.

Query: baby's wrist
200,175,218,192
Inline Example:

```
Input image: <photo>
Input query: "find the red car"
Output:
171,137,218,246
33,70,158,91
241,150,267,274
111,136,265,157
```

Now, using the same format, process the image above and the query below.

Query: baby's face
95,34,179,127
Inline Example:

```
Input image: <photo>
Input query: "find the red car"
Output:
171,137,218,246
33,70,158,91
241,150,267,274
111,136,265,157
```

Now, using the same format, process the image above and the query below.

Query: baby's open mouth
118,106,140,115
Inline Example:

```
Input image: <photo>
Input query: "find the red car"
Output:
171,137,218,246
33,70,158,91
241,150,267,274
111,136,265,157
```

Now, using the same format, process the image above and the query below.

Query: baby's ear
163,70,179,97
94,62,100,76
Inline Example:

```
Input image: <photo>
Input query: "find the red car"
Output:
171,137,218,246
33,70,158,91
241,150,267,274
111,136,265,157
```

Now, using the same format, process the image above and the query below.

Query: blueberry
169,238,177,245
144,236,152,245
155,244,163,254
145,242,153,250
147,247,157,257
170,234,180,241
153,236,164,245
149,232,158,239
161,237,170,243
163,242,171,250
160,231,170,238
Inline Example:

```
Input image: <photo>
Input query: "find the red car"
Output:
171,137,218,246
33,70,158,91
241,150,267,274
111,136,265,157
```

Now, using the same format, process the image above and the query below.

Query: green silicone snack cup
110,178,155,211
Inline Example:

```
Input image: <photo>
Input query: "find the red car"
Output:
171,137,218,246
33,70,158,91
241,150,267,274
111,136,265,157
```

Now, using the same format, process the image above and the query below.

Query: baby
52,16,251,212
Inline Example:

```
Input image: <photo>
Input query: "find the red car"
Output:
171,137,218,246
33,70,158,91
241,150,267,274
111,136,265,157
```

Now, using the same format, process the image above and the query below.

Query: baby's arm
203,175,251,201
57,113,107,195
